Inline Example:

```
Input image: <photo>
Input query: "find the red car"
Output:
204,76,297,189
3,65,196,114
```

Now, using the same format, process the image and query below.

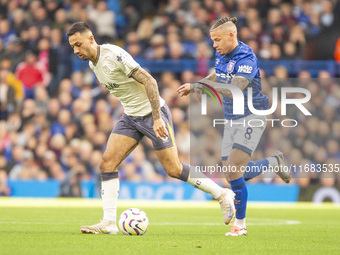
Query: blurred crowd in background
0,0,339,196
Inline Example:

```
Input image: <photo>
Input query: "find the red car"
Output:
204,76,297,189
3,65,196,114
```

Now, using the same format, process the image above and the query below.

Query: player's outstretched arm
130,67,169,139
212,76,249,98
204,71,218,82
178,74,249,99
177,71,217,97
199,75,249,98
177,83,192,97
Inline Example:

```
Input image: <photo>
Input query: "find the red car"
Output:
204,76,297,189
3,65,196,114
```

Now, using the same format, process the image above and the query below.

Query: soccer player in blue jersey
178,17,291,236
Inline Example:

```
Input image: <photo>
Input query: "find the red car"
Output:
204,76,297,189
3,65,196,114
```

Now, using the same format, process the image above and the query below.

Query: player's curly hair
210,17,238,31
66,22,91,37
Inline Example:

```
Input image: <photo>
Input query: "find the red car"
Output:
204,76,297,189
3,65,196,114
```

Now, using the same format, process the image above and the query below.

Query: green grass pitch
0,199,339,255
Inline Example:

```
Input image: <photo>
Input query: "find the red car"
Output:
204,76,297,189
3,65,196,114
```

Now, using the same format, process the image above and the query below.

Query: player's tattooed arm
177,72,249,99
193,71,217,91
205,71,217,82
130,67,161,120
197,73,249,98
177,71,218,96
201,76,249,98
130,67,169,139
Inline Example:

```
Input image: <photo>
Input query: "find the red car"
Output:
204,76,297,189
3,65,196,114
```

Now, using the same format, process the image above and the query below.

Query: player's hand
153,118,169,140
177,83,191,97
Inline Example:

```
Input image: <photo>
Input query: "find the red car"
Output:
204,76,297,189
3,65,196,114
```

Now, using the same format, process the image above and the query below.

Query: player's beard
78,49,90,61
78,54,88,60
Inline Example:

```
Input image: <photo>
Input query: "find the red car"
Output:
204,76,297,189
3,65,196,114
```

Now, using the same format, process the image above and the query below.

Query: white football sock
267,156,278,167
186,167,222,199
101,178,119,222
234,218,246,228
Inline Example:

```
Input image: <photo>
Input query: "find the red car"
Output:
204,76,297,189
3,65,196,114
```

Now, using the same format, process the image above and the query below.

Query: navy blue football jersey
214,41,268,120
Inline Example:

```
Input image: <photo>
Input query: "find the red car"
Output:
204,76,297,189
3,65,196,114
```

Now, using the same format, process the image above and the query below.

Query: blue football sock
243,158,269,181
230,177,247,219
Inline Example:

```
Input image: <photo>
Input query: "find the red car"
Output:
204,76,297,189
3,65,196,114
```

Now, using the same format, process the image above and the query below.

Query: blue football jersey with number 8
215,41,268,120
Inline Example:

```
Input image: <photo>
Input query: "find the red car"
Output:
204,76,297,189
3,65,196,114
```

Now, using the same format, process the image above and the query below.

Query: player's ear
89,35,95,43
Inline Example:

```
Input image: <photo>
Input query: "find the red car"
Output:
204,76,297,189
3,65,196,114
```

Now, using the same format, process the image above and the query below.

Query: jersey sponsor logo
226,60,236,73
238,65,253,74
102,82,120,90
216,72,235,83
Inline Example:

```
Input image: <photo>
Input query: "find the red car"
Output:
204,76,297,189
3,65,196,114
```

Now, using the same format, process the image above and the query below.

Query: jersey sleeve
110,46,140,77
234,55,259,82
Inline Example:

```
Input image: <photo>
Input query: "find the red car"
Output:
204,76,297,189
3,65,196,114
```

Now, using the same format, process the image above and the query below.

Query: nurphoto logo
199,82,312,127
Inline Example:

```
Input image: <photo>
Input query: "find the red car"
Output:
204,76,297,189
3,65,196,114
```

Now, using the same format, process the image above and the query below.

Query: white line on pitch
150,220,301,226
0,220,301,226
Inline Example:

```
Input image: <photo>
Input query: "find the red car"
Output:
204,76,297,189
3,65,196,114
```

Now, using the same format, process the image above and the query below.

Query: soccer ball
119,208,149,235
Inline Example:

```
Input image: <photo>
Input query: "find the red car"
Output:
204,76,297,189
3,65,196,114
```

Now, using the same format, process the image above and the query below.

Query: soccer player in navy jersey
178,17,291,236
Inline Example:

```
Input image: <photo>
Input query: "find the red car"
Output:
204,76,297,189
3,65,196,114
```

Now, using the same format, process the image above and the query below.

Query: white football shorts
221,114,266,160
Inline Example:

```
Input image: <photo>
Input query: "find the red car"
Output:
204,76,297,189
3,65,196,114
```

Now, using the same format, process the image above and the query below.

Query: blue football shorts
112,104,175,151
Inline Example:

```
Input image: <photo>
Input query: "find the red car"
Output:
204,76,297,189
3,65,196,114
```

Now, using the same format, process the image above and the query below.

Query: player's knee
225,158,247,180
99,159,108,173
227,158,248,169
99,156,117,173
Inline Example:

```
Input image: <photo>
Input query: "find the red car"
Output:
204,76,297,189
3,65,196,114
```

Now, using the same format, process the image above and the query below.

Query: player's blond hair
210,17,238,31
